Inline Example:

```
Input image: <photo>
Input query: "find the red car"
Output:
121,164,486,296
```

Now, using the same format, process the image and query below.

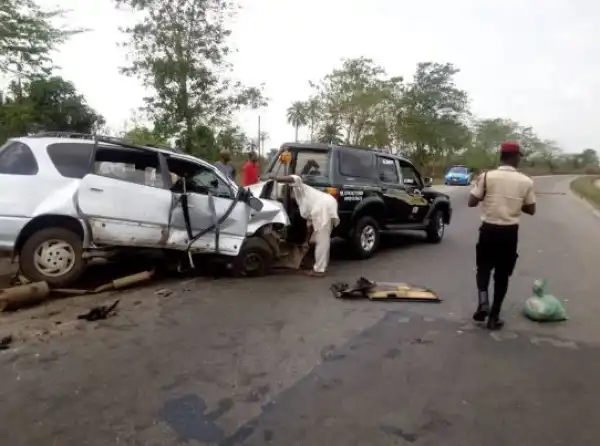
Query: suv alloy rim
436,215,444,238
34,239,76,277
360,225,376,252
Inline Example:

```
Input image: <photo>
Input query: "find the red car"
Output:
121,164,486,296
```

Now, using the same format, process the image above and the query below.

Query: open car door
76,145,174,247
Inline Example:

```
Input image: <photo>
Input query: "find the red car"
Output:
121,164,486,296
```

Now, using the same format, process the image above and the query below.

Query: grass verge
570,176,600,209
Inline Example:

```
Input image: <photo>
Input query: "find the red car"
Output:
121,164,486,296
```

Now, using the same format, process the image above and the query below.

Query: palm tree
318,122,344,145
286,101,307,142
305,97,321,142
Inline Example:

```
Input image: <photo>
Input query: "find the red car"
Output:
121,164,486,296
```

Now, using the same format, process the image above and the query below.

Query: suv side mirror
423,177,433,187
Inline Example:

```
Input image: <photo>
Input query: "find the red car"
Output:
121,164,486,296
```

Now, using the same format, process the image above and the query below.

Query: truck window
376,156,400,183
338,149,374,179
399,160,423,188
296,150,329,178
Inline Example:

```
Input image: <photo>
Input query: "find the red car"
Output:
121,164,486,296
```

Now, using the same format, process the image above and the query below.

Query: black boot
472,290,490,322
487,316,505,330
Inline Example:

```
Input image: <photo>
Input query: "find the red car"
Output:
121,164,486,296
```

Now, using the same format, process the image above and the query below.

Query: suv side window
93,146,163,188
168,157,234,199
47,143,93,179
0,141,38,175
338,149,374,179
399,161,423,188
376,156,400,183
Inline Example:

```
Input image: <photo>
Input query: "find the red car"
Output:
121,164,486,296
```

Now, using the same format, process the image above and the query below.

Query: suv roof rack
30,131,181,154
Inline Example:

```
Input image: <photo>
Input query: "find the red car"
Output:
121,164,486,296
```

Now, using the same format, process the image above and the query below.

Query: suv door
76,146,174,247
399,160,430,222
375,155,412,224
168,158,250,256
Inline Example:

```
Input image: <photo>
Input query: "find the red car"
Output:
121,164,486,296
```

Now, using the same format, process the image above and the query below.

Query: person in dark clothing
468,141,536,330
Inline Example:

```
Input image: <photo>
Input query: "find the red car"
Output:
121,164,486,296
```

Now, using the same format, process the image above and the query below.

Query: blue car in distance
444,165,472,186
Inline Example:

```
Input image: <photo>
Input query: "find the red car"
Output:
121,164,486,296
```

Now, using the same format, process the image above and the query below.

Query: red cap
500,141,522,154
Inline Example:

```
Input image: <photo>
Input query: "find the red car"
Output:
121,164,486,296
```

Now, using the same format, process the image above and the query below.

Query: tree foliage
288,57,598,175
0,0,82,78
116,0,267,154
0,76,103,142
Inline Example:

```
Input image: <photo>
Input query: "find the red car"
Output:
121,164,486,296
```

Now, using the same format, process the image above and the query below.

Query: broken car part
331,277,441,302
0,281,51,311
77,300,119,322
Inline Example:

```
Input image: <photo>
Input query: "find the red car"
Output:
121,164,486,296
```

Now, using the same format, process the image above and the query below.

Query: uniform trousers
476,222,519,318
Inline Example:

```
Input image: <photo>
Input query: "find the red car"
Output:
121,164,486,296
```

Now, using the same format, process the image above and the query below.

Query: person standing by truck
468,141,536,330
214,150,236,181
241,151,260,186
269,173,339,277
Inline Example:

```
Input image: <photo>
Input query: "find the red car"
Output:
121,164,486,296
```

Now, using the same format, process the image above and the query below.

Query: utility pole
257,115,261,159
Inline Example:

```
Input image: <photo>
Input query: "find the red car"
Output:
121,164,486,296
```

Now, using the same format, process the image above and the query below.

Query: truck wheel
232,237,273,277
351,216,380,259
19,227,85,287
425,210,445,243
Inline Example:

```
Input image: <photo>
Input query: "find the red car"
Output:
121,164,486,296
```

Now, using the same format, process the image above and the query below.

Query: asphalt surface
2,175,600,446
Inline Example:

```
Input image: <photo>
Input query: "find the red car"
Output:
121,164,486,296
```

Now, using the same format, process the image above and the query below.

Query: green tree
286,101,306,142
398,62,469,170
122,125,169,147
216,125,248,155
317,122,343,145
579,148,599,167
116,0,267,154
310,57,403,145
304,97,321,142
0,76,103,142
0,0,82,80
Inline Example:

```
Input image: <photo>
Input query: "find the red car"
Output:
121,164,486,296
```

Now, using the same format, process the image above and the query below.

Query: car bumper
445,177,469,185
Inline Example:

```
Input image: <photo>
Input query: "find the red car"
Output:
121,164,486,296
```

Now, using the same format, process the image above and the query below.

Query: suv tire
19,227,85,287
231,236,273,277
351,216,380,259
425,210,445,243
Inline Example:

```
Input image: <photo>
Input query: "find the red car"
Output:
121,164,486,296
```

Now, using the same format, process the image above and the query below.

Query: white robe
289,175,339,272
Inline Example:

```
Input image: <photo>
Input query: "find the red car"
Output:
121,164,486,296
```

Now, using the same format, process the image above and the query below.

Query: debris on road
523,279,568,322
0,281,51,312
77,300,120,322
155,288,173,298
92,270,154,293
331,277,441,302
0,335,13,350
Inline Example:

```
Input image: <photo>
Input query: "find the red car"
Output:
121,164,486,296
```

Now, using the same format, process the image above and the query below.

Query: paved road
2,175,600,445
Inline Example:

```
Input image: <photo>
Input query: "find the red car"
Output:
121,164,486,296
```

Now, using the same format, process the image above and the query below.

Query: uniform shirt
470,165,535,226
289,175,339,231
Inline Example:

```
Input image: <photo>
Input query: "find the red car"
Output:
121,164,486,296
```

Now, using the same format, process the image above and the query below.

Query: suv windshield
449,166,467,174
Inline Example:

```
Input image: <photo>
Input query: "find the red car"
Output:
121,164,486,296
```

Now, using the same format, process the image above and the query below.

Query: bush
570,176,600,209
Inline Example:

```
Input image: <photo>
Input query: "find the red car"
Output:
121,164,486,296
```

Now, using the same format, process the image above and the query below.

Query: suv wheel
352,216,380,259
231,236,273,277
425,210,445,243
19,227,85,287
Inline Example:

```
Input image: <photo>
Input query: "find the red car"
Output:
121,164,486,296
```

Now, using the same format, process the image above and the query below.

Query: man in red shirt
241,151,260,186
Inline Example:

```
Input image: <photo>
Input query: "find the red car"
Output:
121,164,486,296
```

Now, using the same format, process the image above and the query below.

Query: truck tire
351,216,380,259
231,236,274,277
425,210,445,243
19,227,85,287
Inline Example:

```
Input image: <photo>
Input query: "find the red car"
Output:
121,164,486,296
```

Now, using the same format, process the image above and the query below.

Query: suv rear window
0,141,38,175
338,149,374,179
47,143,93,179
296,150,329,179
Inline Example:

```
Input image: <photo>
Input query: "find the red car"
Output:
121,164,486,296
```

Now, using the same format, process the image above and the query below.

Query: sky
36,0,599,153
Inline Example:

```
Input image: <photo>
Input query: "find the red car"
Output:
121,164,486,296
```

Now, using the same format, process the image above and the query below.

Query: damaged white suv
0,133,289,286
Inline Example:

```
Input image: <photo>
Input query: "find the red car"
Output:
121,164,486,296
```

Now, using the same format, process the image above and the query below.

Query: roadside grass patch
570,176,600,209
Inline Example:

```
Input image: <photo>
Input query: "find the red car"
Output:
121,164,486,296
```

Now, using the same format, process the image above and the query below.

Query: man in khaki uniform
468,141,536,330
